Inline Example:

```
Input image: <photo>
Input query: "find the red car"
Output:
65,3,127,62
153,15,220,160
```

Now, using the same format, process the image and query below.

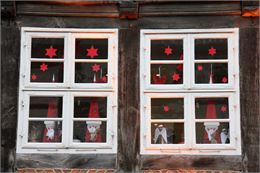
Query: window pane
74,97,107,118
31,38,64,59
75,39,108,59
28,121,62,143
151,98,184,119
151,64,183,84
29,97,62,118
195,39,227,60
196,122,230,144
151,40,183,60
31,62,63,83
195,63,228,84
73,121,107,143
195,98,229,119
151,123,184,144
75,63,108,83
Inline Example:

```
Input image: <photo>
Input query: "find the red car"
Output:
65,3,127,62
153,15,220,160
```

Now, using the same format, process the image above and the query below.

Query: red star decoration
220,105,227,112
45,46,57,58
208,47,216,56
197,65,203,71
164,46,172,56
92,64,100,72
176,64,183,71
222,76,228,83
172,72,180,81
86,45,98,58
101,76,107,82
163,105,170,112
179,53,183,60
31,74,37,81
40,63,48,72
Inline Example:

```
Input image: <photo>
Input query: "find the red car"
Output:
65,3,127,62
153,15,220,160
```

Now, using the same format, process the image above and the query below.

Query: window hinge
21,100,25,108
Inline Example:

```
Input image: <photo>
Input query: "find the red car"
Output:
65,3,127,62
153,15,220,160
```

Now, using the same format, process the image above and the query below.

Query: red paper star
221,105,227,112
31,74,37,81
163,105,170,112
208,47,216,56
179,53,183,60
87,45,98,58
197,65,203,71
40,63,48,72
45,46,57,58
92,64,100,72
222,76,228,83
164,46,172,56
172,72,180,81
101,76,107,82
176,64,183,71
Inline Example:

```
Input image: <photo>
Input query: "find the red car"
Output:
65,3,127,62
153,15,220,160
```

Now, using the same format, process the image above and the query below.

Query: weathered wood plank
117,28,140,172
141,155,242,170
16,154,116,168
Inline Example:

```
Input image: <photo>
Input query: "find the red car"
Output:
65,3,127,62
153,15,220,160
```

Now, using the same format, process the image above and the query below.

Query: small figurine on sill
152,66,167,84
220,128,230,144
154,124,168,144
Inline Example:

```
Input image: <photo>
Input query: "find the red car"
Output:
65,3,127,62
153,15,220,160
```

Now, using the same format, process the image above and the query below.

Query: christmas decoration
92,64,100,72
203,101,221,144
179,53,183,60
209,64,213,84
176,64,183,71
164,46,172,56
154,124,167,144
152,66,167,84
220,128,230,144
87,45,98,58
45,46,57,58
208,47,216,56
88,99,100,118
40,63,48,72
222,76,228,83
101,76,107,83
31,74,37,81
220,105,227,112
197,65,203,71
163,105,170,112
172,72,180,81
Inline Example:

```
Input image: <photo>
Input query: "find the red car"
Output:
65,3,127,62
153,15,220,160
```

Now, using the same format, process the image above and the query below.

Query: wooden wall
1,1,259,172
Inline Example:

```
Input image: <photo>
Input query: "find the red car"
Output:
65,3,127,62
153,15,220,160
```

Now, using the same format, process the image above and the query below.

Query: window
17,28,118,153
140,29,241,155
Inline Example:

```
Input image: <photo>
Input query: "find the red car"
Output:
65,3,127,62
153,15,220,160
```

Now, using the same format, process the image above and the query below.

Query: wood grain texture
16,154,116,168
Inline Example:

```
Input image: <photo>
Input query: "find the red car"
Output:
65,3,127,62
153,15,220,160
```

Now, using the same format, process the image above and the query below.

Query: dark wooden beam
119,1,139,19
241,1,260,17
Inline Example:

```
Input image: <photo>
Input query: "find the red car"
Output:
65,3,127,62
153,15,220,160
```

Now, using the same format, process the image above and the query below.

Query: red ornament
40,63,48,72
197,65,203,71
164,46,172,56
163,105,170,112
172,72,180,81
87,45,98,58
45,46,57,58
176,64,183,71
92,64,100,72
222,76,228,83
208,47,216,56
152,75,167,84
31,74,37,81
101,76,107,83
221,105,227,112
179,53,183,60
88,99,100,118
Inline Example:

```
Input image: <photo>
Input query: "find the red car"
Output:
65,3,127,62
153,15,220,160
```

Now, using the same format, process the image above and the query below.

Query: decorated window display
141,29,240,155
17,28,118,154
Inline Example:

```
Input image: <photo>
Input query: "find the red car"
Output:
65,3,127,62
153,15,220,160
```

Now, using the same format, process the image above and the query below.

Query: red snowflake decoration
92,64,100,72
220,105,227,112
179,53,183,60
87,45,98,58
164,46,172,56
197,65,203,71
222,76,228,83
31,74,37,81
176,64,183,71
40,63,48,72
45,46,57,58
163,105,170,112
172,72,180,81
208,47,216,56
101,76,107,82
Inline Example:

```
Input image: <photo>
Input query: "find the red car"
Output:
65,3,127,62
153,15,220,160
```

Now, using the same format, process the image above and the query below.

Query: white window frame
17,27,118,154
140,28,241,155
